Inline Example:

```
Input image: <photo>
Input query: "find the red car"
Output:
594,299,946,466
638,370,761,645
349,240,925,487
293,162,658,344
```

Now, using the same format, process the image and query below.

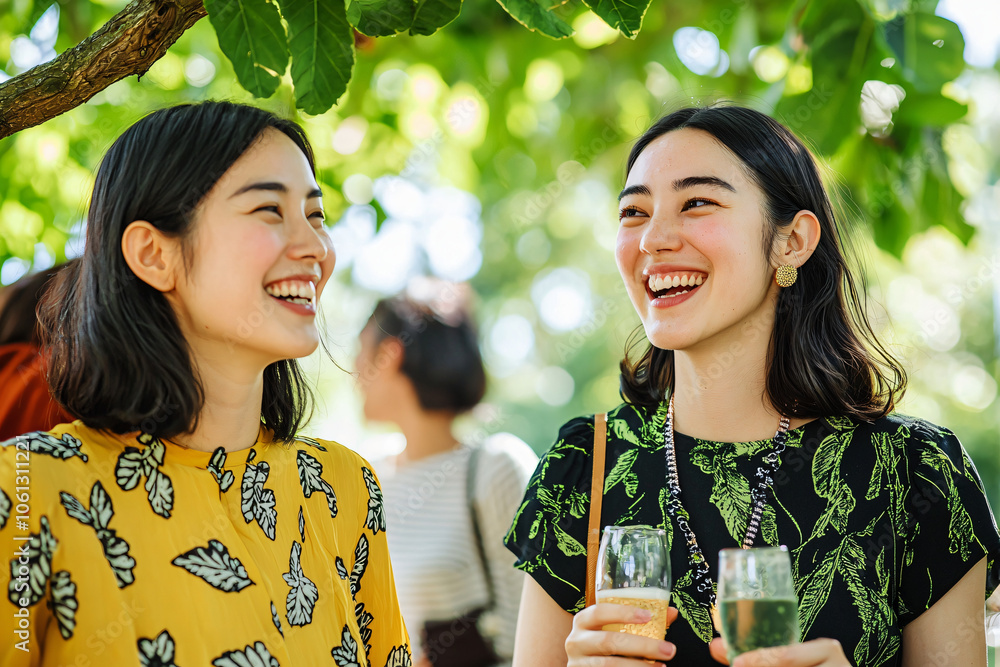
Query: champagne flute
717,546,800,661
596,525,672,640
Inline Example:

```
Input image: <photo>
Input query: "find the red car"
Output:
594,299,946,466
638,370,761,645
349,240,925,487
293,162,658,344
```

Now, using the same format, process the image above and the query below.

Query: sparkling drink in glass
596,525,672,640
717,546,799,661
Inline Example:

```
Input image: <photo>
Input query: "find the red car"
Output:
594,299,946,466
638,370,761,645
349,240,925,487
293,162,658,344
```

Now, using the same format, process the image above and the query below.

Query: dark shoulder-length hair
367,286,486,413
40,101,316,441
619,104,906,421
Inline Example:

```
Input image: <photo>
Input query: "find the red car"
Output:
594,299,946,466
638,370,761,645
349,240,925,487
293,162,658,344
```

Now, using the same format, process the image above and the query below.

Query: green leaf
580,0,651,39
494,0,573,39
794,546,838,638
672,570,713,642
604,448,638,494
279,0,356,115
882,13,965,92
204,0,289,98
892,93,967,127
347,0,414,37
409,0,463,35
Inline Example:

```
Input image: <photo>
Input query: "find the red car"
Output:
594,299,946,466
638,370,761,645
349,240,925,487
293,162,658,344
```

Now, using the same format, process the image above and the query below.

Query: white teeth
646,273,706,293
665,289,689,298
265,280,316,301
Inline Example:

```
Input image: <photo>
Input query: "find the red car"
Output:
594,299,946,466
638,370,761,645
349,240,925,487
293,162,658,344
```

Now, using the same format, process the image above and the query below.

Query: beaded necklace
662,395,790,611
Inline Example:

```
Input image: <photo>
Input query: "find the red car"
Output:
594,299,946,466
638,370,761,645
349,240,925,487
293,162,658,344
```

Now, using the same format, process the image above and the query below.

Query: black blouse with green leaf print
504,401,1000,666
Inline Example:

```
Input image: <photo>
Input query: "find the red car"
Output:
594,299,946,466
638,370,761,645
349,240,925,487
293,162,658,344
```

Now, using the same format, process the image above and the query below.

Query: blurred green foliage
0,0,997,509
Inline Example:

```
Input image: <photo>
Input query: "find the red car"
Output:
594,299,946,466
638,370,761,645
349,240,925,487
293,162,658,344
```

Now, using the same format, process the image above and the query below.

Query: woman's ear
121,221,181,292
378,337,405,372
779,210,822,268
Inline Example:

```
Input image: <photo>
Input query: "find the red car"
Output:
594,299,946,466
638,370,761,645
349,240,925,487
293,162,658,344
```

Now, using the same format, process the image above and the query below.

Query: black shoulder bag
421,446,503,667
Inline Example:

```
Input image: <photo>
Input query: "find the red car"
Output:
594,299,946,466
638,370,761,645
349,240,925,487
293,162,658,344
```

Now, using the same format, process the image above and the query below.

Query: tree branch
0,0,207,140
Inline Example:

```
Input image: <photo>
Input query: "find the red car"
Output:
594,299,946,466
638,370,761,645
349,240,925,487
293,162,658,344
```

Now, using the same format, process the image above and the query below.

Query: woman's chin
643,324,699,352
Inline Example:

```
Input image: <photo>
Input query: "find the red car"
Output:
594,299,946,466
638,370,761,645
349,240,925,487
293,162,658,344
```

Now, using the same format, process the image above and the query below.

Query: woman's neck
169,356,265,453
395,409,460,465
670,305,803,442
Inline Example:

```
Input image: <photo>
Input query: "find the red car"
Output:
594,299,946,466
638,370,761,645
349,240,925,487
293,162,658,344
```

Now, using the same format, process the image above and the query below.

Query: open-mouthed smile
644,271,707,308
264,277,318,314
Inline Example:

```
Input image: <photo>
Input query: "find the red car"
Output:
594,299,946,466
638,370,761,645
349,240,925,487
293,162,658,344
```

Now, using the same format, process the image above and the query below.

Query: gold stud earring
775,265,797,287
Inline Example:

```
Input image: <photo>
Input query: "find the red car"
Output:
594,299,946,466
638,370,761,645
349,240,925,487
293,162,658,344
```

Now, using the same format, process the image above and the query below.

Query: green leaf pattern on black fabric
672,569,714,643
505,404,1000,667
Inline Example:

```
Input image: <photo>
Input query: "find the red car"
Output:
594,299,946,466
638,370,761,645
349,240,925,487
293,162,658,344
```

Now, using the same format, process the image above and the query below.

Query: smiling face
168,128,336,366
616,127,781,353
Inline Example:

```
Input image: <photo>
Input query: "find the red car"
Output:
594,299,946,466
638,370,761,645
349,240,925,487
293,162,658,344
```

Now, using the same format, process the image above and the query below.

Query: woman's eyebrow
672,176,736,192
230,182,324,199
618,184,652,201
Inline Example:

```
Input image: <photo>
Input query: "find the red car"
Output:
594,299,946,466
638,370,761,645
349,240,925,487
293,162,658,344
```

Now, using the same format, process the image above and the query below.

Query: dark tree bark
0,0,206,140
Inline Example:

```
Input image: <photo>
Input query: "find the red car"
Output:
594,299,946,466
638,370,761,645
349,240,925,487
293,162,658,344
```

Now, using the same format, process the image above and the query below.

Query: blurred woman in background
357,282,538,667
0,262,73,439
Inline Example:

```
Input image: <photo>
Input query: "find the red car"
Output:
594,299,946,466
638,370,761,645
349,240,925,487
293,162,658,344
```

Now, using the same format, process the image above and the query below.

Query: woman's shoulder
291,434,381,481
529,401,661,482
845,412,964,455
0,421,120,474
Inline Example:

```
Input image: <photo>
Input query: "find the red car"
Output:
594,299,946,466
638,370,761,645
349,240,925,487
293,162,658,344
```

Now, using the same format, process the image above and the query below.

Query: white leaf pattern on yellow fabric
47,569,77,639
350,533,369,598
60,482,136,588
0,487,9,530
172,539,254,592
7,515,56,606
282,541,318,626
384,646,413,667
296,450,338,518
208,447,235,493
2,431,88,461
331,625,361,667
212,641,280,667
138,629,178,667
115,436,173,518
241,450,277,540
362,467,386,534
270,601,283,637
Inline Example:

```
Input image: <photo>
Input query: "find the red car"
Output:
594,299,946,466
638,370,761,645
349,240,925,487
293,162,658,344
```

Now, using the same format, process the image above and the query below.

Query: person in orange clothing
0,262,73,439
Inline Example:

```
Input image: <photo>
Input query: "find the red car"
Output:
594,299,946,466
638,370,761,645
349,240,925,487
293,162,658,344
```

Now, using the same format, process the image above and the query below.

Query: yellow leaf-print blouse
0,422,411,667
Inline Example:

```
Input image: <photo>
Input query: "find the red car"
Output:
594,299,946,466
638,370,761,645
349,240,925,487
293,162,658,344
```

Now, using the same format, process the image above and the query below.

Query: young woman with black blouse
504,105,1000,666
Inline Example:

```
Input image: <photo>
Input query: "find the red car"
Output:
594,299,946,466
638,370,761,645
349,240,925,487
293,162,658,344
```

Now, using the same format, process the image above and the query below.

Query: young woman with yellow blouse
0,102,411,667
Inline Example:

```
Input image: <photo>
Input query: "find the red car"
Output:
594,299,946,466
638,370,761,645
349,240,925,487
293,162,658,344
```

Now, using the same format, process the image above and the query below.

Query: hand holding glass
596,525,672,640
717,546,800,661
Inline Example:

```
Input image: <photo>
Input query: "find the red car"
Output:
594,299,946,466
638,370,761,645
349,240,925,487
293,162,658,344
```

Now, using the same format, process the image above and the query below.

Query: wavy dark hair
367,290,486,413
619,105,906,421
40,101,315,441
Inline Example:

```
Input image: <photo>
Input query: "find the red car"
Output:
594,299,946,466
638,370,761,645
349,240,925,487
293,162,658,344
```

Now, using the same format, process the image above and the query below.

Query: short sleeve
897,421,1000,624
503,416,595,614
351,459,413,667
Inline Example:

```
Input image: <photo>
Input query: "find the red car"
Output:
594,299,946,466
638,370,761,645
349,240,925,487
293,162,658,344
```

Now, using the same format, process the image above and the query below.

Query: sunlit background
1,0,998,515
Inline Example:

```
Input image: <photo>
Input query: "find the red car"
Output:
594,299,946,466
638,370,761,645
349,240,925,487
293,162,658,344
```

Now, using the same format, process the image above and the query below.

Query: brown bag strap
586,413,608,607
